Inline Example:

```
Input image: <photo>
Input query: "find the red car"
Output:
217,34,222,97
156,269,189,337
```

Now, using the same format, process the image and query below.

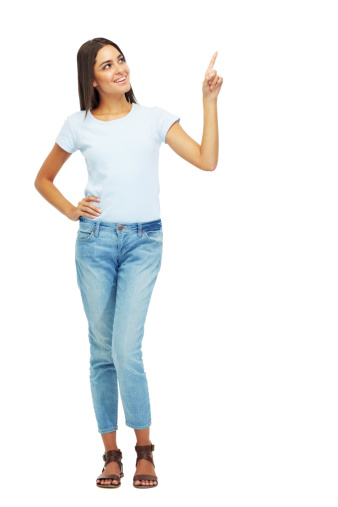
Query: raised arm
165,51,223,172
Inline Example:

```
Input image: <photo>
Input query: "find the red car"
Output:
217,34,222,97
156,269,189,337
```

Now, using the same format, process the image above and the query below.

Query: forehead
96,45,121,64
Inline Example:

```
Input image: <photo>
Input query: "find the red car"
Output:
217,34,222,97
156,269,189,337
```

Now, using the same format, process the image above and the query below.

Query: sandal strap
134,474,158,482
97,473,121,481
135,443,155,467
135,443,155,452
102,449,123,474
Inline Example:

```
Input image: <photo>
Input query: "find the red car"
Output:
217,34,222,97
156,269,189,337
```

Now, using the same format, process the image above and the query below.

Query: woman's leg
97,430,120,486
75,226,119,435
75,229,121,486
111,229,162,430
111,223,162,487
134,428,157,487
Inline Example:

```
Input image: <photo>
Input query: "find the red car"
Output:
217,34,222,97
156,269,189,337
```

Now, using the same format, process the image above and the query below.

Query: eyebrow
99,54,124,68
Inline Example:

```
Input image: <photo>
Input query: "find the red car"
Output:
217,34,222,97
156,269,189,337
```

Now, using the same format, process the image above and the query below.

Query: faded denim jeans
75,216,163,434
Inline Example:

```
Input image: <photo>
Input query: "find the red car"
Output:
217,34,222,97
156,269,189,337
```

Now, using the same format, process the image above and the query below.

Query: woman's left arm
165,51,223,172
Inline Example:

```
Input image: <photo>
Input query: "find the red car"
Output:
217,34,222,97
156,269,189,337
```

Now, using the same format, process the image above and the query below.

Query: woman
34,37,222,489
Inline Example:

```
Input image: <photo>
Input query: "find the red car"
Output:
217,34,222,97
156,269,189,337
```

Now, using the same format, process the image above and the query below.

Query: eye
103,57,125,70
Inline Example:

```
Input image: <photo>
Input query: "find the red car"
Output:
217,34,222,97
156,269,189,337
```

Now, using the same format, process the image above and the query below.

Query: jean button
118,225,123,230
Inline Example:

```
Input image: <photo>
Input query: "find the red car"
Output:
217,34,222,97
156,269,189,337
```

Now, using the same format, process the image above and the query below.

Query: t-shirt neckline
88,102,135,124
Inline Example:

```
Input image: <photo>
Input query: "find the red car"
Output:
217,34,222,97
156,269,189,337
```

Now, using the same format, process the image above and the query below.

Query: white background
1,0,337,505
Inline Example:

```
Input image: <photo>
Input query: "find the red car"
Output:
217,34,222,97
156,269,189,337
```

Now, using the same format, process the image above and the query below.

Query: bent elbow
208,163,217,171
201,162,217,171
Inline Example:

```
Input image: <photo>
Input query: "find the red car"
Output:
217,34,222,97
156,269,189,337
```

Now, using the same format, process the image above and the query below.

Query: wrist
65,203,76,219
203,96,217,104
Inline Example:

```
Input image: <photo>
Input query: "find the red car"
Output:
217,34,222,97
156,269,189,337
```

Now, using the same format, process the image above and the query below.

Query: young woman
34,37,222,489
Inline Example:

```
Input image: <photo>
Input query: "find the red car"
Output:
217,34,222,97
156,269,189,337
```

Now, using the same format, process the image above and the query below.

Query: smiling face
92,45,131,96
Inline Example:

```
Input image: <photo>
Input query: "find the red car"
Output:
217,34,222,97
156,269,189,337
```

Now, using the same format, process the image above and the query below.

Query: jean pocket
143,228,163,244
76,226,95,242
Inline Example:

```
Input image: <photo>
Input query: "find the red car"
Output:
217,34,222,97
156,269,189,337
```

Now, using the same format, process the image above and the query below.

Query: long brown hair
77,37,139,119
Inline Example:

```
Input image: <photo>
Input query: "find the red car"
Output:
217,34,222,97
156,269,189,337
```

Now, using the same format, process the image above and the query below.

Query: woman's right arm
34,143,101,221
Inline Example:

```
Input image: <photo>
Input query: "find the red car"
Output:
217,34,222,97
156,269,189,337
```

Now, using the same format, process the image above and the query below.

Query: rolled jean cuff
125,421,151,430
98,425,118,434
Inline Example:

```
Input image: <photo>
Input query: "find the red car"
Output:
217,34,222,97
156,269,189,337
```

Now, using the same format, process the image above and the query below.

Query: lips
114,75,127,83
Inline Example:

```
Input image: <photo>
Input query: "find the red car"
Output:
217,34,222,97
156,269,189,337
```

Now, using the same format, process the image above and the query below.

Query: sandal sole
133,485,157,488
97,484,121,488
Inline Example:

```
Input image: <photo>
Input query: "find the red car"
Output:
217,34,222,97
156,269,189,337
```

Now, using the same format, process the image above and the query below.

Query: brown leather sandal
133,443,158,488
96,449,124,488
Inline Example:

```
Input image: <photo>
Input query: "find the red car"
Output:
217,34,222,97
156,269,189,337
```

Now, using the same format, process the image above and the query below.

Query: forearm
34,178,76,219
200,98,219,171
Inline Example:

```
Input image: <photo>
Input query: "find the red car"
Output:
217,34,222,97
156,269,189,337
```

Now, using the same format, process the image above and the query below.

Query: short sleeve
153,106,180,144
55,117,78,153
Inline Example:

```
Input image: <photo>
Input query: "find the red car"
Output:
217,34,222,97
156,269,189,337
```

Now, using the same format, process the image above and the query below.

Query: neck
94,97,130,114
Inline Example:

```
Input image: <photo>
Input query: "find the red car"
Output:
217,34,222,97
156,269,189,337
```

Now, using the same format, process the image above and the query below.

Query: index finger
206,51,218,72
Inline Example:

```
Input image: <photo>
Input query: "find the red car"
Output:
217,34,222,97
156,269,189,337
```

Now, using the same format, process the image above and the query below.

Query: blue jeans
75,216,163,434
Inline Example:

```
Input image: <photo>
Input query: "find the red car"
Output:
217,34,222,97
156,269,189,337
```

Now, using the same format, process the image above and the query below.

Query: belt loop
138,222,142,238
94,221,100,237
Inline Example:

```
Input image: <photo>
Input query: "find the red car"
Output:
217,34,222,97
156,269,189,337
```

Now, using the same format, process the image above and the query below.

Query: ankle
136,440,152,446
104,446,119,452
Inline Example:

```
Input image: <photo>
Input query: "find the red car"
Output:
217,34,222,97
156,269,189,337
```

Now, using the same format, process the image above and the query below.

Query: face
93,45,131,95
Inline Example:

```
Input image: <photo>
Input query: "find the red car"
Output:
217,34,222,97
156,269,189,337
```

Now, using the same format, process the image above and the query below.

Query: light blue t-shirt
55,103,180,223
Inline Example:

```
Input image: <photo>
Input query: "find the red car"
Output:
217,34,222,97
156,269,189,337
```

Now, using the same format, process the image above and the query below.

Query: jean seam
125,421,151,430
99,425,118,434
115,370,118,428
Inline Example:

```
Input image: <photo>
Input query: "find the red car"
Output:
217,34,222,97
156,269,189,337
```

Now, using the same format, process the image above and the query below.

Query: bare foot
134,451,157,487
97,459,121,486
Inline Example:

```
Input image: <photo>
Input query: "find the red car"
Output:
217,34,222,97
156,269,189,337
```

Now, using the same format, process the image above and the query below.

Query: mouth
113,75,127,84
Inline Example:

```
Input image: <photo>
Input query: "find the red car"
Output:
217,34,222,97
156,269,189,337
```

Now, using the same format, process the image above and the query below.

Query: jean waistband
79,216,162,231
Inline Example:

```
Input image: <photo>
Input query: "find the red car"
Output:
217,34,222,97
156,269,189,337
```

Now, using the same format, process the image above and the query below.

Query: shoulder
134,103,177,125
65,110,87,127
152,105,180,120
132,103,161,116
132,103,153,116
